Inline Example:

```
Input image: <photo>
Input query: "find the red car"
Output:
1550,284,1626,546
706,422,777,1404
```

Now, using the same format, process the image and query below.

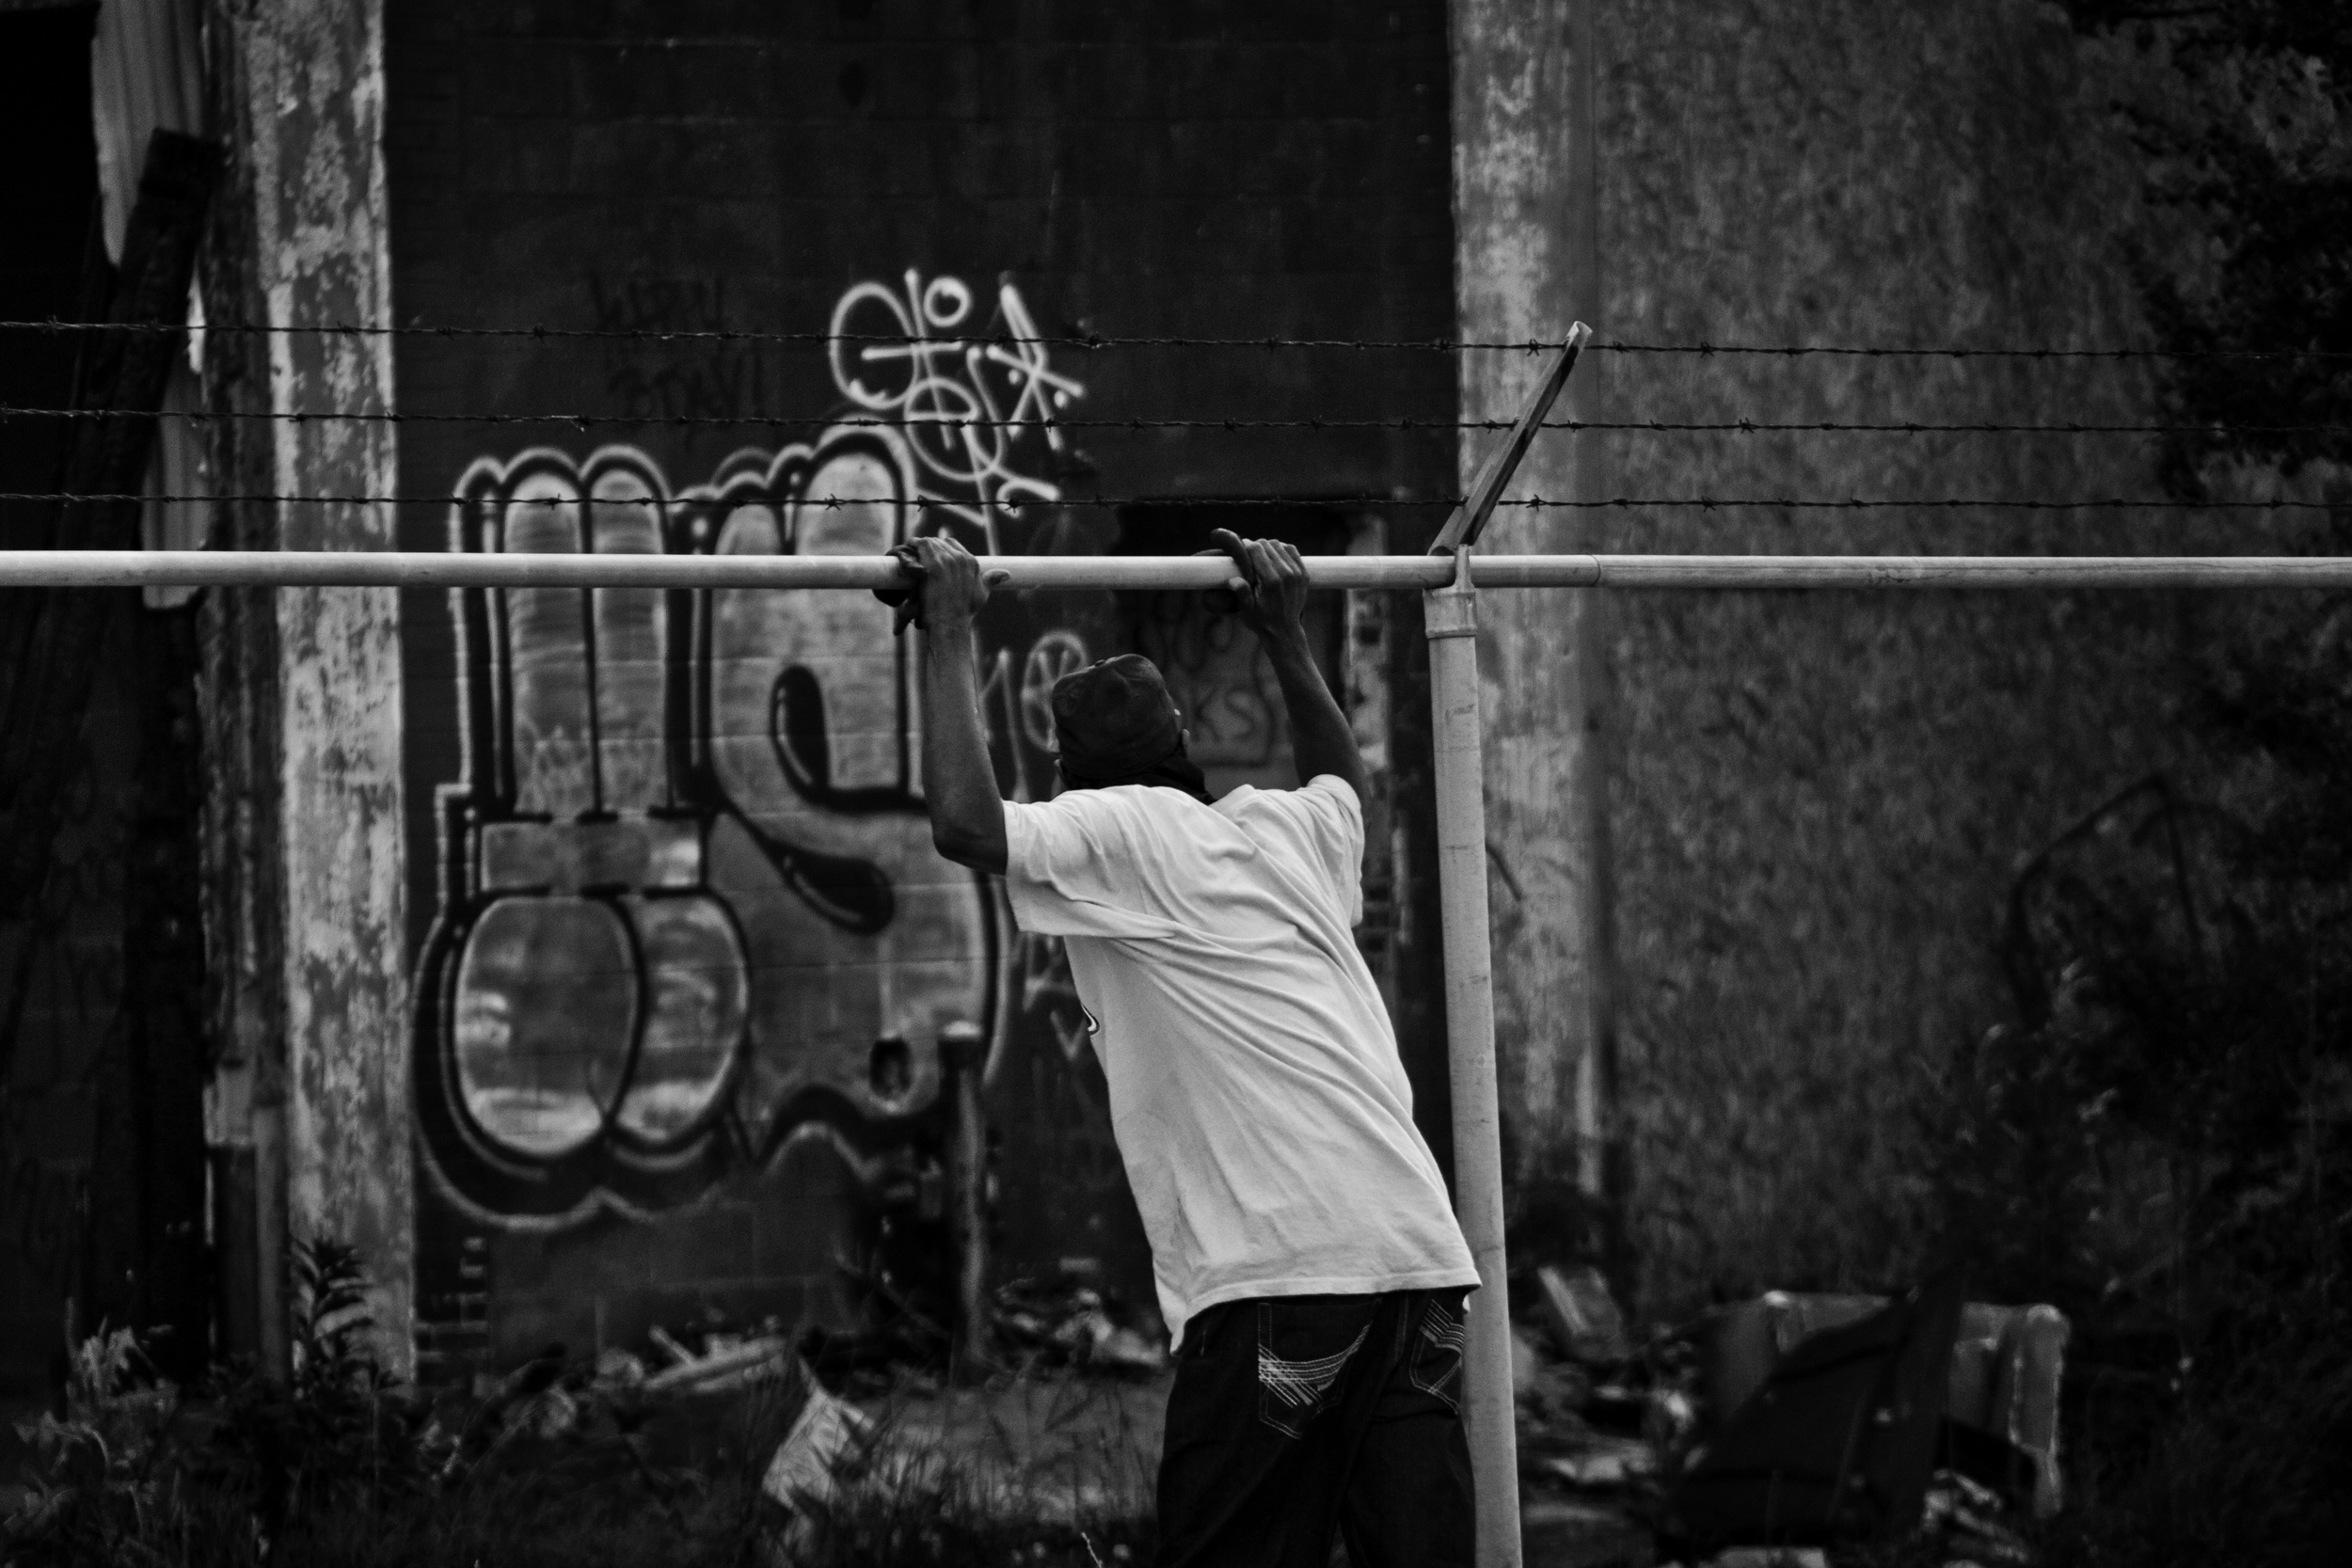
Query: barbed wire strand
5,404,2344,437
3,318,2345,361
4,492,2336,513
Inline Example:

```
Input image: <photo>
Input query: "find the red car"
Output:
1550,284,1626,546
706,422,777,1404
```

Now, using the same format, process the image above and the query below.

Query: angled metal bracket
1429,321,1593,557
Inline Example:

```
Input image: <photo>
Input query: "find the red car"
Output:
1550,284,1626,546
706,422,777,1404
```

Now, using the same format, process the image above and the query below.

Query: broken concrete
1538,1263,1634,1366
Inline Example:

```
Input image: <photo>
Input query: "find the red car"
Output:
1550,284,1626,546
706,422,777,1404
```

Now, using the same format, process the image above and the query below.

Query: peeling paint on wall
227,0,412,1373
1449,0,1614,1199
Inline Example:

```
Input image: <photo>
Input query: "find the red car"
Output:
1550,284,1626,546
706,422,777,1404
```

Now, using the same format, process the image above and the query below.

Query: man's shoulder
1012,783,1208,833
1216,775,1360,825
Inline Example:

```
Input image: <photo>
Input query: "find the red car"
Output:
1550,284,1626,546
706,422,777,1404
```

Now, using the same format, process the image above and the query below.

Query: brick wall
382,0,1455,1377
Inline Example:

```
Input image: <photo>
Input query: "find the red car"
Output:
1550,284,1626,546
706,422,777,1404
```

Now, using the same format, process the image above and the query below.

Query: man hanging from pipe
898,531,1480,1566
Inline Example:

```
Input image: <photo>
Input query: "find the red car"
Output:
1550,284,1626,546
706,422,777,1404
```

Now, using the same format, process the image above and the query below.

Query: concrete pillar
1448,0,1616,1208
210,0,411,1374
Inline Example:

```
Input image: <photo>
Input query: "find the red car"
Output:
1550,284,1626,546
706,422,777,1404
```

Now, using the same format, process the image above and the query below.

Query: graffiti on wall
413,273,1092,1224
3,1079,91,1290
827,270,1079,556
1131,594,1283,772
588,273,767,422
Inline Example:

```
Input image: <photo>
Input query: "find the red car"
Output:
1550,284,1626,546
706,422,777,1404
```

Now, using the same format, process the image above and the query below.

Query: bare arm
907,537,1009,874
1213,530,1370,803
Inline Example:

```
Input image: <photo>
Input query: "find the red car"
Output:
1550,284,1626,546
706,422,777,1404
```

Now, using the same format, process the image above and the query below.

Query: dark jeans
1156,1289,1474,1568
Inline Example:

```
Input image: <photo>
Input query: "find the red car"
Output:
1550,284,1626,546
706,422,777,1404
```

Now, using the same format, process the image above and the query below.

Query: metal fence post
1425,544,1521,1566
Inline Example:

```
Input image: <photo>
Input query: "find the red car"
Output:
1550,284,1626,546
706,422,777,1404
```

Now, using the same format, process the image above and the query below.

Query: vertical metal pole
1424,546,1521,1566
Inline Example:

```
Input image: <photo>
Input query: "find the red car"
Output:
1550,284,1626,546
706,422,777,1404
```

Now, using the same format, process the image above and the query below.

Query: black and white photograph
0,2,2344,1564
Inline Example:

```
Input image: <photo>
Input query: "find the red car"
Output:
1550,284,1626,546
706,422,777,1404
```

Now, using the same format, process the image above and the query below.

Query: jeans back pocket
1255,1297,1375,1439
1406,1290,1469,1415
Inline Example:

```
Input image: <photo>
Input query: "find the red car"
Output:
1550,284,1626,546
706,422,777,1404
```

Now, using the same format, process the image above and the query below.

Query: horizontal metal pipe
0,549,2347,591
1581,556,2352,590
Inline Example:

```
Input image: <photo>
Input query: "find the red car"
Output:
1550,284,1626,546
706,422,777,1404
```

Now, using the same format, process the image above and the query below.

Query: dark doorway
2,2,211,1408
0,3,103,549
0,0,105,1422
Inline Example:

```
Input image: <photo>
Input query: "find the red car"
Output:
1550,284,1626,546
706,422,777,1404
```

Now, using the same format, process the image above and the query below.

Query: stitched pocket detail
1256,1304,1369,1439
1407,1292,1467,1415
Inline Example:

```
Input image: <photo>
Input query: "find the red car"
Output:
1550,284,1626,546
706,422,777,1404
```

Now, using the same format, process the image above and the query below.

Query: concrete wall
380,0,1455,1377
1449,0,1614,1215
1580,0,2331,1314
205,0,413,1373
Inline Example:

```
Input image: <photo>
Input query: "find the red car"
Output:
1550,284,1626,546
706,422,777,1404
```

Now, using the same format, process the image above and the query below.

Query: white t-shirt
1000,774,1477,1347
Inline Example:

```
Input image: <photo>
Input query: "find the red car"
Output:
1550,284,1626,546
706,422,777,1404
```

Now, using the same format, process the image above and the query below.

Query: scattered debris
993,1274,1168,1374
1921,1470,2033,1564
1509,1262,1848,1562
1538,1263,1634,1366
1669,1271,1967,1549
1511,1326,1545,1398
1649,1384,1697,1446
436,1314,823,1494
1516,1266,1981,1567
594,1346,646,1388
643,1334,797,1397
794,1266,1169,1389
761,1378,876,1528
1699,1548,1827,1568
1086,1319,1168,1373
1521,1496,1657,1564
1534,1434,1657,1490
1511,1264,1665,1554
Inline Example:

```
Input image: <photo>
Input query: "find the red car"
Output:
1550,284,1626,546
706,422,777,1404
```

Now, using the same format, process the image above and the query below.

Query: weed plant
4,1242,1156,1567
1930,597,2352,1565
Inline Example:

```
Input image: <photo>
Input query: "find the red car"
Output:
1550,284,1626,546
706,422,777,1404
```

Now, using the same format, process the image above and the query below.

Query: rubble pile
441,1321,891,1555
1513,1269,2051,1567
419,1270,2043,1565
447,1320,815,1489
1917,1471,2033,1566
992,1275,1168,1375
796,1261,1169,1389
1512,1265,1680,1564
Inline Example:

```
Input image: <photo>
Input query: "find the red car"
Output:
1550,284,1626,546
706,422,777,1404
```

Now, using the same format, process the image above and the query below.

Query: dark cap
1050,654,1184,782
